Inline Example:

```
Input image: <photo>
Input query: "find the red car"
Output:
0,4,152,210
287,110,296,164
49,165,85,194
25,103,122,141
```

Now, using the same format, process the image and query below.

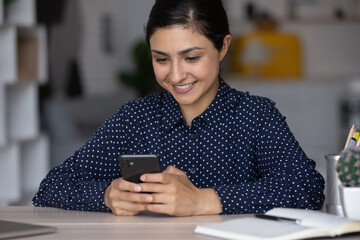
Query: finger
138,183,167,194
140,172,170,184
163,166,186,176
112,191,153,203
149,193,169,204
112,200,147,213
114,178,142,192
146,203,175,216
111,207,139,216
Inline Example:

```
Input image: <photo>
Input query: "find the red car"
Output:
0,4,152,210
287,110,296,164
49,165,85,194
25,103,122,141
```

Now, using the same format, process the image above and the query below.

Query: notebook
0,220,56,239
194,208,360,240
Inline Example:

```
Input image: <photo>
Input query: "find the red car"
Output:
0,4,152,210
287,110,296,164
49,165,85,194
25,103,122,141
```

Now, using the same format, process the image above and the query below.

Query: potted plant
118,40,161,97
336,147,360,220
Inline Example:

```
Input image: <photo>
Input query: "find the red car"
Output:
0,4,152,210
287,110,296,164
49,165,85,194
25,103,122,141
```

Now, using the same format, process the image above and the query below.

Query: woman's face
150,25,230,112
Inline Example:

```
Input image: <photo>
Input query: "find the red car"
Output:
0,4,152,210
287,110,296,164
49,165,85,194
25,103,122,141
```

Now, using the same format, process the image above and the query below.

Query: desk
0,207,359,240
0,206,240,240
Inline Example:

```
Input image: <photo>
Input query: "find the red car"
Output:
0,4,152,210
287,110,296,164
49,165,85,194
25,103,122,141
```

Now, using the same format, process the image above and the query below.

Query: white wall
77,0,154,96
54,0,360,96
224,0,360,20
225,0,360,79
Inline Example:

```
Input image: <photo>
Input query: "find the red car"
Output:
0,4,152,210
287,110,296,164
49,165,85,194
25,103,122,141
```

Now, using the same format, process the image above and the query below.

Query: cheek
192,59,219,79
153,65,168,82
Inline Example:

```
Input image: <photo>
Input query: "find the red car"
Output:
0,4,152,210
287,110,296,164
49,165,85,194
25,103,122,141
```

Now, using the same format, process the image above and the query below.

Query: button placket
187,128,199,176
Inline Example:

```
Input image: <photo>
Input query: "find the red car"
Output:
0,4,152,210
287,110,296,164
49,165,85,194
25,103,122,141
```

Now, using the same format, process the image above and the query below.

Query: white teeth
175,83,193,89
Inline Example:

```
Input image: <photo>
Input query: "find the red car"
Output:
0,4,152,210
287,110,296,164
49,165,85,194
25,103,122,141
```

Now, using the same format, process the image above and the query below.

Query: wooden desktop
0,206,359,239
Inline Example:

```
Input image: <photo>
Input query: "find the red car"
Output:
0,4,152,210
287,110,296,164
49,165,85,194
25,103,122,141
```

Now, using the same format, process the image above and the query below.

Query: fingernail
140,175,146,181
134,185,141,192
146,195,153,202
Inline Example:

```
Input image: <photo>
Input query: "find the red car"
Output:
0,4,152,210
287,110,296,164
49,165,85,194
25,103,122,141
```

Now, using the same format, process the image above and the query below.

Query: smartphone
118,154,162,183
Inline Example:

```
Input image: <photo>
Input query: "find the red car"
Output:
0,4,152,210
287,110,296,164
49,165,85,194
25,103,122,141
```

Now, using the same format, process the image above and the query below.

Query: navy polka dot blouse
32,79,325,214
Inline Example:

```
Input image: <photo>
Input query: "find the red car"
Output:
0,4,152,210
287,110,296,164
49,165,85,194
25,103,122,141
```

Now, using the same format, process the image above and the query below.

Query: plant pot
339,185,360,220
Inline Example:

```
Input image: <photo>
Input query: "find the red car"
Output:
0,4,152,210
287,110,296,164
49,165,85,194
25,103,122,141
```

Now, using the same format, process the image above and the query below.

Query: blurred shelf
0,86,5,146
0,143,21,205
3,0,35,27
6,83,39,142
0,25,16,83
229,21,360,78
0,0,3,25
0,0,48,206
0,25,48,84
20,134,50,197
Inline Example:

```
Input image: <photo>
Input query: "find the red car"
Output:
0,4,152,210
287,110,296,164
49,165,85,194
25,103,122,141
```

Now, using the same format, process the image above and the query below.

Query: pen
344,124,355,149
348,132,358,149
355,127,360,142
254,214,301,224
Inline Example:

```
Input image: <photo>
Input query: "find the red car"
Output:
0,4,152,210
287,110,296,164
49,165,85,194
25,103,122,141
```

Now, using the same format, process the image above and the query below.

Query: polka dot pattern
32,79,325,214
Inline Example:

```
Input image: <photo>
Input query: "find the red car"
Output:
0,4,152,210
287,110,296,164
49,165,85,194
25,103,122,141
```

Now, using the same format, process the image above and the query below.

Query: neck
179,80,220,127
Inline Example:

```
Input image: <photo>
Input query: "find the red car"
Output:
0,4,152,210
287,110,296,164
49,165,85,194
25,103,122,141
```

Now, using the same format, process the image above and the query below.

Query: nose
169,61,186,84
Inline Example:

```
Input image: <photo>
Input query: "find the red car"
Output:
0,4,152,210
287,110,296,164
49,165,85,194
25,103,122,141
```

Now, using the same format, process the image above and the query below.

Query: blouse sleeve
32,108,126,212
213,100,325,214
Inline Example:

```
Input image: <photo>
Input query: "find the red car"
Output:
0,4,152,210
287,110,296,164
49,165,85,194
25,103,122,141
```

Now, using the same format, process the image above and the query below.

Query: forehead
149,25,214,51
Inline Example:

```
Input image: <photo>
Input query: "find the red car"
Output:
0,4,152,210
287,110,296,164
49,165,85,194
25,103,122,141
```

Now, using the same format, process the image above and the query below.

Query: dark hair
145,0,230,51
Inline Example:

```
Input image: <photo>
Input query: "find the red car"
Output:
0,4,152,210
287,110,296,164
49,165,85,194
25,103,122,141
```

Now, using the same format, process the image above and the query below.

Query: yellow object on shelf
230,30,302,79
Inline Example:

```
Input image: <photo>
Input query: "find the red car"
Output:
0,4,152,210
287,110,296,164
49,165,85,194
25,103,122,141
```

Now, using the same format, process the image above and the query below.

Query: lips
175,83,193,89
173,81,197,94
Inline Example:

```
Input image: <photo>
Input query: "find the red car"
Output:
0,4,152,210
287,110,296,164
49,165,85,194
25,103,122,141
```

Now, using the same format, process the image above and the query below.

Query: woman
33,0,325,216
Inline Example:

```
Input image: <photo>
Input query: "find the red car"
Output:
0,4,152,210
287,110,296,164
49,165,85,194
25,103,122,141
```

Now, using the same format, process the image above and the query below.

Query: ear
219,34,232,61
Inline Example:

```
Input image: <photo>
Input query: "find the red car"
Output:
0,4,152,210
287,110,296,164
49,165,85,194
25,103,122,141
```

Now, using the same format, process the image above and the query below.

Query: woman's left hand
139,166,222,216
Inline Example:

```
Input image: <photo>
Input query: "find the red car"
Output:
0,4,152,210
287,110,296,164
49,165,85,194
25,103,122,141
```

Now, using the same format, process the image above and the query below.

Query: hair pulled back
145,0,230,51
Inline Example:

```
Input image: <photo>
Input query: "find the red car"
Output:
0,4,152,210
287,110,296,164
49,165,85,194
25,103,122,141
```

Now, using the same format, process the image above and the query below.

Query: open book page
194,217,330,240
266,208,360,235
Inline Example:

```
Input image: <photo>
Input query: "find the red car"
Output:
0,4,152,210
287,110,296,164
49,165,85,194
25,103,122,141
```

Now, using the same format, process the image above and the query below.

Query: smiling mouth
174,81,198,90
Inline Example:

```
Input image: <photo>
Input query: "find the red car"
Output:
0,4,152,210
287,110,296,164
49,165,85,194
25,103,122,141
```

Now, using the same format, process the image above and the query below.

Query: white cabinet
0,0,49,206
0,0,3,24
0,86,5,146
0,143,21,204
0,26,16,83
0,26,47,84
7,83,39,141
20,134,49,204
4,0,35,26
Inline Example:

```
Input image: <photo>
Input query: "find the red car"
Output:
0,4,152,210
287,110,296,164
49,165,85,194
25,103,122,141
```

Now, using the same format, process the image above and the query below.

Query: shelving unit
4,0,35,26
0,25,16,83
19,134,49,204
6,83,39,141
0,26,47,84
0,0,3,24
0,143,20,205
0,86,5,146
0,0,49,206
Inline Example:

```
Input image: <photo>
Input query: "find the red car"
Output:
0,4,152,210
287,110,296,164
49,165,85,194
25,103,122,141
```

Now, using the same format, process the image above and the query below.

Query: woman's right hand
103,177,153,216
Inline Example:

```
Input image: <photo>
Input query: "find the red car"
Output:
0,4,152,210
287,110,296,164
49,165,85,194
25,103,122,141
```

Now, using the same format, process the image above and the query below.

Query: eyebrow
151,47,204,56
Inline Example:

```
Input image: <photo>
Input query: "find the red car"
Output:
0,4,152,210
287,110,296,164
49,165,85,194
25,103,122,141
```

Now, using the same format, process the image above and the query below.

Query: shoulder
113,91,166,118
226,86,276,114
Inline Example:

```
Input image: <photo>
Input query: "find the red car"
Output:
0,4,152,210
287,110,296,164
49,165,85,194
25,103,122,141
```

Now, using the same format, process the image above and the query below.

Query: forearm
33,170,112,212
213,170,324,215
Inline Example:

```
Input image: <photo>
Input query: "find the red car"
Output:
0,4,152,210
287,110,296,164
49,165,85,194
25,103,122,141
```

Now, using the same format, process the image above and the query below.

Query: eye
155,57,169,63
186,56,200,62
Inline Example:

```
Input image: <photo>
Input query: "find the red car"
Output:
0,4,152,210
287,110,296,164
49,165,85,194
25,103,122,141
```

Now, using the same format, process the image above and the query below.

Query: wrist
103,184,111,208
196,188,222,215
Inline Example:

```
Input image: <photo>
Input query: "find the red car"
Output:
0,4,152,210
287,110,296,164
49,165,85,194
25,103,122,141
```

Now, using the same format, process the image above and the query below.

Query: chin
173,98,195,106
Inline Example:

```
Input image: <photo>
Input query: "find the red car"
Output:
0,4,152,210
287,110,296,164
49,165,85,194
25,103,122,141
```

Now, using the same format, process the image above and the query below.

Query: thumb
163,165,185,176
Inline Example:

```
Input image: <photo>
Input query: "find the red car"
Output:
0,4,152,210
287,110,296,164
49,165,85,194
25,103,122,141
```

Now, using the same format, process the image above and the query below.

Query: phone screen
118,154,162,183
